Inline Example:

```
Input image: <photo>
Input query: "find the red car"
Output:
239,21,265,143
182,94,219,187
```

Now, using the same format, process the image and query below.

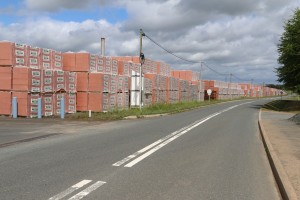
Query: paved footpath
260,110,300,200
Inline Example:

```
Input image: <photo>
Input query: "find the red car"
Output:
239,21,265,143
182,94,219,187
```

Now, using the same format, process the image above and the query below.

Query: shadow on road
249,104,263,110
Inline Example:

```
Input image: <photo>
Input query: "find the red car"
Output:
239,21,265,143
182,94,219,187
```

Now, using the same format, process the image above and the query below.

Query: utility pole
263,82,265,97
139,29,145,111
199,62,203,101
229,73,232,100
250,79,253,97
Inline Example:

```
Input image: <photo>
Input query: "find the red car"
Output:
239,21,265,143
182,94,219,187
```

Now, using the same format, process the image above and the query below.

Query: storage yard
0,41,282,118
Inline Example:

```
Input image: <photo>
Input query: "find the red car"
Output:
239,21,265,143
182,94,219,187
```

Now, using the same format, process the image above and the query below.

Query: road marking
112,125,189,166
68,181,106,200
114,102,252,168
49,180,92,200
124,111,217,167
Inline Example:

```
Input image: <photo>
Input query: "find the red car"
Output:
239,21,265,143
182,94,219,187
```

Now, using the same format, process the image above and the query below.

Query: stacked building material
0,41,74,117
63,52,130,112
167,77,180,104
172,70,200,82
1,41,283,116
113,56,172,77
144,74,169,104
179,79,190,102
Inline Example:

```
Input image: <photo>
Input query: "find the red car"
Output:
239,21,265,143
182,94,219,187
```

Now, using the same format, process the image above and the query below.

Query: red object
42,69,54,93
66,92,76,113
0,42,27,66
53,70,66,92
52,51,63,70
13,67,41,92
0,67,12,90
76,72,89,92
65,71,77,92
27,46,40,69
76,92,88,111
62,52,76,71
88,73,110,92
0,91,12,115
12,92,40,117
75,53,90,72
40,48,51,70
87,92,110,112
42,93,53,116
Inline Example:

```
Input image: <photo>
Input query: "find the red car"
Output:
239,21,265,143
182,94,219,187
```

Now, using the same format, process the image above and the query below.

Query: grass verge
65,99,234,121
263,100,300,112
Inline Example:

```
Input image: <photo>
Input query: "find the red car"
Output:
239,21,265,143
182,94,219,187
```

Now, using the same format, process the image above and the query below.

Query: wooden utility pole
139,29,144,111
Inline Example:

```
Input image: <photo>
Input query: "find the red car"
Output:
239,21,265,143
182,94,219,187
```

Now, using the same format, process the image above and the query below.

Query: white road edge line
115,102,253,168
68,181,106,200
48,180,92,200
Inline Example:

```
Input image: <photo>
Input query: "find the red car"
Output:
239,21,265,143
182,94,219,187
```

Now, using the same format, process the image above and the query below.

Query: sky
0,0,299,85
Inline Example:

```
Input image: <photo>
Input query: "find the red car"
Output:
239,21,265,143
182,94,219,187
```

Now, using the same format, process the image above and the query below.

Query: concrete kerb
258,109,298,200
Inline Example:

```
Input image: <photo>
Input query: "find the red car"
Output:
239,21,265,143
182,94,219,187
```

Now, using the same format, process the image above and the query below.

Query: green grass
65,99,231,121
64,96,283,121
263,100,300,111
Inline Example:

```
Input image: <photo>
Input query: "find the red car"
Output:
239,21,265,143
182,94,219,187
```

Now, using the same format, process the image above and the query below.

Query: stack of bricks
63,52,130,112
0,41,76,117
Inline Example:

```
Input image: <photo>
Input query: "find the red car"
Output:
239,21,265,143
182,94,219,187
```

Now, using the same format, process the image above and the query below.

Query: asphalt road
0,99,281,200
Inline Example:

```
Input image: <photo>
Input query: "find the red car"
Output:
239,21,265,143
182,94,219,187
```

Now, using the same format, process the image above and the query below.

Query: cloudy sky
0,0,299,84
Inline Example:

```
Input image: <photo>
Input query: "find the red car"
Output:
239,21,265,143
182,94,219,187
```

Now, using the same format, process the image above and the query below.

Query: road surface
0,99,281,200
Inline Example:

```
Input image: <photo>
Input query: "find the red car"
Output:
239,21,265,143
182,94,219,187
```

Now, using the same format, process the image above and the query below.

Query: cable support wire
142,30,252,82
232,74,252,83
201,62,228,77
144,34,199,64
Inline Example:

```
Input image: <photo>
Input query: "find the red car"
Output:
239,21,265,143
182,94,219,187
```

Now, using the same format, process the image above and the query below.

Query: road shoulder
259,109,299,200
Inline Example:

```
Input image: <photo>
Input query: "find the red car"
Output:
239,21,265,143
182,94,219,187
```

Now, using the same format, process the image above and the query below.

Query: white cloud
1,0,299,84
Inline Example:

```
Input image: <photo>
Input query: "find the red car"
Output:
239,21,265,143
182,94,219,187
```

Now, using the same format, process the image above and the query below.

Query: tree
277,8,300,94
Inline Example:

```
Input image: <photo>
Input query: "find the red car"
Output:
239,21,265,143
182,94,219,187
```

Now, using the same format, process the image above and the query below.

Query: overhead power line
141,29,253,82
144,33,199,64
232,74,252,83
